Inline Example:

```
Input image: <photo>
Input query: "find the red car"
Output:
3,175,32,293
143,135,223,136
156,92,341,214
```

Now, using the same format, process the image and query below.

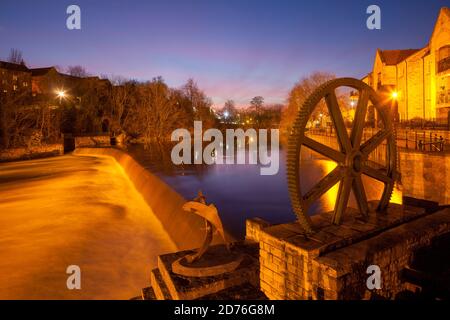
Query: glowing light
391,91,399,100
322,160,339,211
390,187,403,205
56,90,66,99
223,111,229,118
350,101,355,107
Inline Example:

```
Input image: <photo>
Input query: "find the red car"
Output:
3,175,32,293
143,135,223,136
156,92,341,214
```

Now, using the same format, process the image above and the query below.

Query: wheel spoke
332,175,353,224
360,130,391,156
352,175,369,219
303,166,343,208
325,90,352,154
350,89,369,148
303,136,346,163
362,165,391,184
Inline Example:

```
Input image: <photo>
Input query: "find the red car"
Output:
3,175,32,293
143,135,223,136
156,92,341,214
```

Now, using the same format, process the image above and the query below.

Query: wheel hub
345,150,364,175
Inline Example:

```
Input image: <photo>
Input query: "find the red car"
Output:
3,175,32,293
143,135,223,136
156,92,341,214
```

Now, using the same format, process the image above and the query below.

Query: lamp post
390,89,399,123
56,90,66,104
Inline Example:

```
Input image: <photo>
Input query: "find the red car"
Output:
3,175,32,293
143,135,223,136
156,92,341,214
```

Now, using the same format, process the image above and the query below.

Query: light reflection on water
127,143,401,239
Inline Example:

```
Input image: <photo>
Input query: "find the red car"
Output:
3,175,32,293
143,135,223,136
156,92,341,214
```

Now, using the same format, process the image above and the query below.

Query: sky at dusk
0,0,448,108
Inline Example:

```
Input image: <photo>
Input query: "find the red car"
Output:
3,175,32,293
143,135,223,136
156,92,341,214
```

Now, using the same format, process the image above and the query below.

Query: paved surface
0,155,176,299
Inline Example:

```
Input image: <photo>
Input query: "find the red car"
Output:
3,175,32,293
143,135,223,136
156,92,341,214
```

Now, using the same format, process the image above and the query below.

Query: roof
30,67,56,76
378,49,421,65
441,7,450,18
0,61,29,72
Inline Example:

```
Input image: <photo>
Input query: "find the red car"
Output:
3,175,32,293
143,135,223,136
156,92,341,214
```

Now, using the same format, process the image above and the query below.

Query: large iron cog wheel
287,78,397,234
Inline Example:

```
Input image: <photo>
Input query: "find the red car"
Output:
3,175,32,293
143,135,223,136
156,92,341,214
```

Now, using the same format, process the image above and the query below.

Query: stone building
0,61,111,103
31,67,110,99
364,7,450,122
0,61,32,96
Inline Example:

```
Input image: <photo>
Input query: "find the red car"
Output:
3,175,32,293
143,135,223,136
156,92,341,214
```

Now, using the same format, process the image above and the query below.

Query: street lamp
391,91,399,100
349,90,358,108
56,89,67,105
56,90,66,99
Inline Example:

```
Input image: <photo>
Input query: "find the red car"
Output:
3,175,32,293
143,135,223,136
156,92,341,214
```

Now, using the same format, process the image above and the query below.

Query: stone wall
74,135,111,148
0,144,63,162
247,206,450,300
400,151,450,205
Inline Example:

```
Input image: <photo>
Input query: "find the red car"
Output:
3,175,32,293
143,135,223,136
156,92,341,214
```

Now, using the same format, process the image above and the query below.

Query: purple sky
0,0,447,108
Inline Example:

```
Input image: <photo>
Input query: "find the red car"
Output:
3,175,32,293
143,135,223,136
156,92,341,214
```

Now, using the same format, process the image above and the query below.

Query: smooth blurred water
127,143,400,239
0,155,176,299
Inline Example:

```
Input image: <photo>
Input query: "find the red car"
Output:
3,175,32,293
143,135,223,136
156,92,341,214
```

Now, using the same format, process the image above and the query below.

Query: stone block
156,242,260,300
246,218,271,242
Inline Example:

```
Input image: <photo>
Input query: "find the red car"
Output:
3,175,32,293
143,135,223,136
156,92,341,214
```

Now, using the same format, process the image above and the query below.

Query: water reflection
127,142,401,239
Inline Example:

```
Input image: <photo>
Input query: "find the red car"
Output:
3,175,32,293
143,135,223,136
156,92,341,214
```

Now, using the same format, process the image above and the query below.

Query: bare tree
280,72,335,135
139,77,189,142
220,99,237,123
0,91,60,149
250,96,264,127
109,76,136,134
7,48,26,65
181,78,216,129
67,65,89,77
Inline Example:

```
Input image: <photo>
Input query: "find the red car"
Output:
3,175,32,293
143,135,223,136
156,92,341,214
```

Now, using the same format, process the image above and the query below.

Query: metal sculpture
172,191,243,277
182,191,228,262
287,78,397,234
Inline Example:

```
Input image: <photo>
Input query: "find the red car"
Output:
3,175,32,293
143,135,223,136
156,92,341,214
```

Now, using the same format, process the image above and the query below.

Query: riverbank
0,143,64,162
0,154,176,299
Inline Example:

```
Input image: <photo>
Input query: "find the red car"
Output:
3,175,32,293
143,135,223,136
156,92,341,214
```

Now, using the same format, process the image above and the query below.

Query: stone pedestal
247,203,450,300
143,242,266,300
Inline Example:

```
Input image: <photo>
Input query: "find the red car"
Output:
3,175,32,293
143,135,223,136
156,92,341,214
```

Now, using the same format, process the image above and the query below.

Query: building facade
0,61,32,96
364,7,450,122
0,62,111,104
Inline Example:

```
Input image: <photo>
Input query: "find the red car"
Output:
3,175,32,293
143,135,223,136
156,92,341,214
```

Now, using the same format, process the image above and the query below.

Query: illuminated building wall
364,7,450,121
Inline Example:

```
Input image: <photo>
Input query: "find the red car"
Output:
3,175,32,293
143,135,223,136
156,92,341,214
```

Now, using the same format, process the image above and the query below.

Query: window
13,85,18,91
23,82,28,87
12,75,18,81
438,46,450,73
439,46,450,61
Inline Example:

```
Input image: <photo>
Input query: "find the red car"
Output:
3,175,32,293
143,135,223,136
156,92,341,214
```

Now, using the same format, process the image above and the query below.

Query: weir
73,148,226,250
0,154,177,299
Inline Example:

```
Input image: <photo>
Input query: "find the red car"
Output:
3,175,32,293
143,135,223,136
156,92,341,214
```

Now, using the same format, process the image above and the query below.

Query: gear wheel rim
286,78,397,234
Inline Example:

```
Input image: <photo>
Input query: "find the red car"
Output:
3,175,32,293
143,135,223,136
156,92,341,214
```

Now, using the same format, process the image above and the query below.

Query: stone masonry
246,203,450,300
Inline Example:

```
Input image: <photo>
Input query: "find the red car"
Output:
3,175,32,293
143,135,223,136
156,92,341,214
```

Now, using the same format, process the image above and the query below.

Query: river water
127,143,402,239
0,155,176,299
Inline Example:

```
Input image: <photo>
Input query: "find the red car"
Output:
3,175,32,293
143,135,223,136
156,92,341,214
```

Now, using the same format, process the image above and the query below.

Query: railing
397,119,449,131
398,131,445,152
437,89,450,105
438,56,450,74
308,127,447,153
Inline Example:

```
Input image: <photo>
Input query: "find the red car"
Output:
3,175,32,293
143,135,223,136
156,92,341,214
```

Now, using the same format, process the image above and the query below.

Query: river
127,143,402,239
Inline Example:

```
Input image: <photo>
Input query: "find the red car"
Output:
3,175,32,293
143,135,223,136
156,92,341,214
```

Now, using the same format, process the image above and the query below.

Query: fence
397,119,449,131
396,130,445,152
308,127,447,154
